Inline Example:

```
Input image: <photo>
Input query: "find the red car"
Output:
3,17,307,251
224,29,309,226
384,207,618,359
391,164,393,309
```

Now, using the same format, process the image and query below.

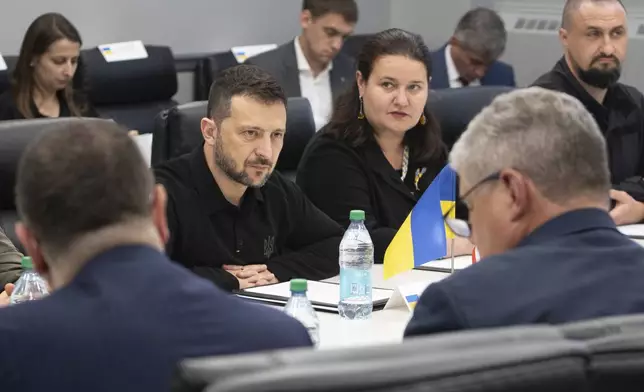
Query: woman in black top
297,28,473,262
0,13,97,120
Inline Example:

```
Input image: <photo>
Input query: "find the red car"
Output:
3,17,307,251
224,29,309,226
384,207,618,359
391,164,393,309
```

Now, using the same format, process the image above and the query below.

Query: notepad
415,255,472,273
0,53,7,71
237,281,393,313
619,224,644,239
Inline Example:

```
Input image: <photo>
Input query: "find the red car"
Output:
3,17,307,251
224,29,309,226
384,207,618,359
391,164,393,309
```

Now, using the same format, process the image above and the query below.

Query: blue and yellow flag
383,165,457,279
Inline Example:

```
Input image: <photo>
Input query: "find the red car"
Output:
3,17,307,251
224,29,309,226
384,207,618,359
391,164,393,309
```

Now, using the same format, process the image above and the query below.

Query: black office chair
584,332,644,392
428,86,515,150
81,45,178,134
172,325,588,392
193,51,240,101
558,314,644,392
0,55,18,96
340,34,373,59
152,97,315,181
560,313,644,341
0,117,117,251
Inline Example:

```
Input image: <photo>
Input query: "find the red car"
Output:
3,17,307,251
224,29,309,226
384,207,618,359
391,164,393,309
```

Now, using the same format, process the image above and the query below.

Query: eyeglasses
443,171,501,238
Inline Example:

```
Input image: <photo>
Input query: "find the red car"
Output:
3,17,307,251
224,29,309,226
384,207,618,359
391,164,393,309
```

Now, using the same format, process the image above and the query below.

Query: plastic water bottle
10,256,49,305
338,210,374,320
284,279,320,346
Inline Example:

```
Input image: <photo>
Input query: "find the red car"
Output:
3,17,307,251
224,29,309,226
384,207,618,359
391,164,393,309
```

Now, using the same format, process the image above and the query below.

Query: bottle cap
349,210,365,221
289,279,307,293
21,256,33,269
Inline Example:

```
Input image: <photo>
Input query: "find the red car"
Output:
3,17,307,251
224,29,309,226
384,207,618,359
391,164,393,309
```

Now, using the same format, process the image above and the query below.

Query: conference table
315,256,472,350
310,225,644,350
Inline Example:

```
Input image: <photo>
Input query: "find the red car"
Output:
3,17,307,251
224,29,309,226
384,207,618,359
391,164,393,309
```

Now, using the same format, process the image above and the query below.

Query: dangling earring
358,96,365,119
419,113,426,125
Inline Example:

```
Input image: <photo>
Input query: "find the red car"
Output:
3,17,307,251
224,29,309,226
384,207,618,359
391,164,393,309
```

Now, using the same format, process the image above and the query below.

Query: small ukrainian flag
383,164,457,279
101,47,112,55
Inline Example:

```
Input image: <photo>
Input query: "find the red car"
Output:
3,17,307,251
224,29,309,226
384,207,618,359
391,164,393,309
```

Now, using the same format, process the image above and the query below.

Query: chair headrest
0,117,117,210
428,86,515,150
153,97,316,172
340,34,373,59
561,313,644,341
81,45,177,106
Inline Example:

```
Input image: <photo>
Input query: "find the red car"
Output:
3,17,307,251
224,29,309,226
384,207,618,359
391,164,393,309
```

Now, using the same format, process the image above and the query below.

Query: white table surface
314,259,470,350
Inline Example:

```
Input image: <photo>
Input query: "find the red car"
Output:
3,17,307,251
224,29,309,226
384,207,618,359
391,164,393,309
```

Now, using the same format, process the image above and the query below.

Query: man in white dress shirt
246,0,358,130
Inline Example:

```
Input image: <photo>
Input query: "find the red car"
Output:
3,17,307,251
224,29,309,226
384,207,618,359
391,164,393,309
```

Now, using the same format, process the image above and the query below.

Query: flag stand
450,238,455,274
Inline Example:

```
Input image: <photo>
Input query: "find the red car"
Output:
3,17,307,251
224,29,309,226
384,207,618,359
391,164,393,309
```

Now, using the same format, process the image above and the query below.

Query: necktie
458,77,470,87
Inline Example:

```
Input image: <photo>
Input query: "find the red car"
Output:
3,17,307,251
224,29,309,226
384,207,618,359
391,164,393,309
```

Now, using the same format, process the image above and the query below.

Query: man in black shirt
155,65,343,291
532,0,644,225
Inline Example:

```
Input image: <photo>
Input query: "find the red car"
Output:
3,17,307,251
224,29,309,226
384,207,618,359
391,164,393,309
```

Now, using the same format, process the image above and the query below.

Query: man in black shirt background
155,65,343,291
532,0,644,225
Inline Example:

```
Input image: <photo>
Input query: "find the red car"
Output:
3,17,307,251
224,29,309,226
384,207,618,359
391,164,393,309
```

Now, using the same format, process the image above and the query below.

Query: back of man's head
302,0,358,23
450,87,610,205
453,7,507,61
16,120,155,260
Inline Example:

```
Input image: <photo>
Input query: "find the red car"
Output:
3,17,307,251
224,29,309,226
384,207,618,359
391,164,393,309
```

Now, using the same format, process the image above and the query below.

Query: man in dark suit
0,120,312,391
405,87,644,337
430,8,516,89
246,0,357,130
531,0,644,226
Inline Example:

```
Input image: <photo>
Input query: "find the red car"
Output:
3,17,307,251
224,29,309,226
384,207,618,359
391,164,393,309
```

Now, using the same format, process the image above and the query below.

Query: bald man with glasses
404,88,644,337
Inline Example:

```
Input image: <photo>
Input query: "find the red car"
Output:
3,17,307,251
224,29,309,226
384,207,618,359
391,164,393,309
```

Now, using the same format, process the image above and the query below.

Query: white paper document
0,53,7,71
132,133,153,167
231,44,277,63
98,40,148,62
619,224,644,239
239,280,393,310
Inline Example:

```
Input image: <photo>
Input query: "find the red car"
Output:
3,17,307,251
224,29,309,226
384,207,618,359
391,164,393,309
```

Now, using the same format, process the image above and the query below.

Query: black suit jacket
245,40,354,100
430,45,516,90
405,208,644,337
297,131,448,262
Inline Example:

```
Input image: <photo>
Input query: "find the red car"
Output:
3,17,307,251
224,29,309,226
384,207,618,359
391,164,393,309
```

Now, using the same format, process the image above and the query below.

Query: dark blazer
245,41,354,101
429,45,516,90
405,208,644,337
0,228,21,287
0,245,311,391
296,131,447,262
0,90,98,121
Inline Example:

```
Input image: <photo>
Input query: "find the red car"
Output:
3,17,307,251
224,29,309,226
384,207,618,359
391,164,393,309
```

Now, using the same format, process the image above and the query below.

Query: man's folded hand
223,264,278,289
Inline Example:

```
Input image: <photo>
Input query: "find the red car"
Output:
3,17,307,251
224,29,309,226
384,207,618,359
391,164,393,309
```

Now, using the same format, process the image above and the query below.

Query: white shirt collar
294,37,333,73
445,44,479,88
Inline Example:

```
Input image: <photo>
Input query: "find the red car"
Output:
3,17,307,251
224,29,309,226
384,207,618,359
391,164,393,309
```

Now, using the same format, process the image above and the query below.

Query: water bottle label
339,268,371,302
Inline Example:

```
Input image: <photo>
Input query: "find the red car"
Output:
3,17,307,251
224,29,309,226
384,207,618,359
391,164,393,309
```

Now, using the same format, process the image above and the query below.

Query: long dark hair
325,28,445,165
11,13,89,118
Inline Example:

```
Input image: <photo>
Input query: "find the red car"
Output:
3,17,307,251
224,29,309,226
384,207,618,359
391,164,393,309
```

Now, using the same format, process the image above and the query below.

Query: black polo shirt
154,145,343,291
532,57,644,186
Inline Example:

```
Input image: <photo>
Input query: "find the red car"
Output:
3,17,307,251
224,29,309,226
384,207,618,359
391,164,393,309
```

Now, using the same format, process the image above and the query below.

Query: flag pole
450,238,455,274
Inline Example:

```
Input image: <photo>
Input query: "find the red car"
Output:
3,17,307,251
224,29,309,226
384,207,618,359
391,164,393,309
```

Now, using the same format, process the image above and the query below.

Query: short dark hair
302,0,358,23
325,28,446,167
562,0,626,29
207,65,287,126
15,119,154,256
453,7,507,61
12,13,90,118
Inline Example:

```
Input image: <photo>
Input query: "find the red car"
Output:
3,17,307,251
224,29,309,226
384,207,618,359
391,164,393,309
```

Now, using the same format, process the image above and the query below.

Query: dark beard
214,132,272,188
574,56,622,89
